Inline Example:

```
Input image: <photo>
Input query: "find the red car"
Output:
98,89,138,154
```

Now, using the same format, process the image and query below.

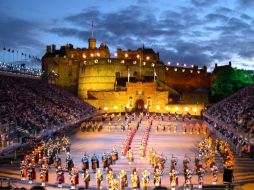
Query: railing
0,63,41,77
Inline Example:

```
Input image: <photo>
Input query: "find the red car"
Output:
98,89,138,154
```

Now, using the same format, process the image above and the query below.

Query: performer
127,148,134,164
27,163,36,184
112,147,118,164
185,168,192,189
20,160,27,181
154,167,163,187
142,169,150,190
102,152,108,170
112,178,119,190
70,167,79,190
40,164,48,187
56,166,65,188
197,165,205,188
169,168,177,190
96,169,103,190
54,154,61,169
107,170,114,189
131,168,140,190
91,154,99,173
66,153,74,172
119,170,128,190
81,153,89,172
211,164,218,184
83,169,90,190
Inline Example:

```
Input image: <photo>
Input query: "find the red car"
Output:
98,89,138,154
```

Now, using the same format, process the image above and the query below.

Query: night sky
0,0,254,70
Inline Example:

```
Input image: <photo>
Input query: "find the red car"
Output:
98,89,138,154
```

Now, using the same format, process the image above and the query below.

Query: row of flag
1,47,41,61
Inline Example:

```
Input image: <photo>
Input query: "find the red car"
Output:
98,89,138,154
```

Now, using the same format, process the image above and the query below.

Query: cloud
0,12,43,51
191,0,218,7
46,3,254,69
237,0,254,8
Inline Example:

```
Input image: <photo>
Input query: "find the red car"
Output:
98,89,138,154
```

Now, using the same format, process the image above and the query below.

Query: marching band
16,112,234,189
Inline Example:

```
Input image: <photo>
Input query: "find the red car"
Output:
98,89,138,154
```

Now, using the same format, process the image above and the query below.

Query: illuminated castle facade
42,36,227,114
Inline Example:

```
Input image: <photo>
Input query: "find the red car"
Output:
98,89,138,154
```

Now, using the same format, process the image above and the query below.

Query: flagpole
128,68,130,82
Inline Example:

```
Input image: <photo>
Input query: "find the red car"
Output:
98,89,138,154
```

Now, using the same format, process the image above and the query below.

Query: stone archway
135,99,145,111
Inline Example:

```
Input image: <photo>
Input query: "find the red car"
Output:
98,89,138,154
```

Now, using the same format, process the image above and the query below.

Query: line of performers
140,120,152,159
154,121,207,134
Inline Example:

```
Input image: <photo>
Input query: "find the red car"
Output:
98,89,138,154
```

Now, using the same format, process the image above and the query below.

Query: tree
211,68,254,101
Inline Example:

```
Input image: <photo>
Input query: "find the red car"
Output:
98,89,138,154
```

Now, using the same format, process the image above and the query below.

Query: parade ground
0,114,253,189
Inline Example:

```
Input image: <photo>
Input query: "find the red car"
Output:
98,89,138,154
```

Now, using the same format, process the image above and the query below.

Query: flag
11,50,14,53
21,53,24,55
3,47,6,50
8,49,10,52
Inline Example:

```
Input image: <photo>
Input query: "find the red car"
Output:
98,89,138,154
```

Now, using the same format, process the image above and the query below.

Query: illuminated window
107,59,111,63
167,61,171,65
94,59,98,63
137,54,140,58
190,70,193,73
176,62,179,66
121,60,125,64
197,70,200,74
97,53,100,57
166,67,169,71
133,61,137,64
125,53,128,58
90,53,94,57
174,68,177,72
146,56,150,60
82,54,86,59
182,69,185,72
151,63,155,67
143,62,146,66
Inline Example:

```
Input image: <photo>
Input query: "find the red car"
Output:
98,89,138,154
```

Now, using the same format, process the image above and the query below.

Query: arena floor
0,114,250,189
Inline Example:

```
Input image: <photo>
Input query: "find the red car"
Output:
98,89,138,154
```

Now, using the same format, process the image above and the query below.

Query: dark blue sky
0,0,254,70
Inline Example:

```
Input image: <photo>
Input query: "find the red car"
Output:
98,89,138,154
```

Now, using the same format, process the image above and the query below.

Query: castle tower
88,38,96,49
88,20,96,49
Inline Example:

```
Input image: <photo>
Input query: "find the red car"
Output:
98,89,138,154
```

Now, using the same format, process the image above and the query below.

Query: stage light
184,107,189,112
90,53,94,57
167,61,171,65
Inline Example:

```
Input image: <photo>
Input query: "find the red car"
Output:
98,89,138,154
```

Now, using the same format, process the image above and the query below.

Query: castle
42,36,231,115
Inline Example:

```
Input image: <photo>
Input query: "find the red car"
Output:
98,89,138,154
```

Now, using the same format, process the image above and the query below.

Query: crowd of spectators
0,74,96,144
205,83,254,159
206,84,254,134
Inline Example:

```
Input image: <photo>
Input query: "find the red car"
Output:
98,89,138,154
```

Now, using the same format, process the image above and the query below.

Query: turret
88,38,96,49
